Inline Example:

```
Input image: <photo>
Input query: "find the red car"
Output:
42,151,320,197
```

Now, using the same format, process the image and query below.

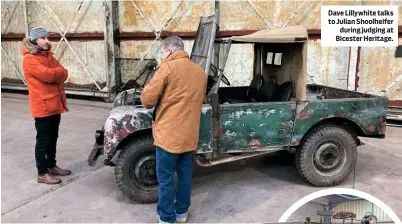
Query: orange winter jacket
21,38,69,118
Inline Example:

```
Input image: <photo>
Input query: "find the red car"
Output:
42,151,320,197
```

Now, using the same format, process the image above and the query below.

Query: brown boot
48,166,72,176
37,173,62,184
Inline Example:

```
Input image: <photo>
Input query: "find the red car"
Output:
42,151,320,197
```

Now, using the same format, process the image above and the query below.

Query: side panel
218,102,297,152
291,98,387,146
196,105,213,153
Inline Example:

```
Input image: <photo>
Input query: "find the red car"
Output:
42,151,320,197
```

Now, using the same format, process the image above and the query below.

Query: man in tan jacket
141,36,207,223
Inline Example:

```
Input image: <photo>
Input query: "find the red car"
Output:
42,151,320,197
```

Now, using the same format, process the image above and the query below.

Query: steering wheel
210,63,230,86
221,73,230,86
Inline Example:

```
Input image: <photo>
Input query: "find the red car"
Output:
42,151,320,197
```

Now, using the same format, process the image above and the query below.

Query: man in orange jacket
21,27,72,184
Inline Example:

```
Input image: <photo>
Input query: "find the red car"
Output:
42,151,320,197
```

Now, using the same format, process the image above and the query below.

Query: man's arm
52,57,68,85
141,64,170,109
54,70,68,85
23,56,67,84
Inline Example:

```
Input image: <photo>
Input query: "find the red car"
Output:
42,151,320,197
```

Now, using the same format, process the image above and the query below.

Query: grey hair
161,36,184,52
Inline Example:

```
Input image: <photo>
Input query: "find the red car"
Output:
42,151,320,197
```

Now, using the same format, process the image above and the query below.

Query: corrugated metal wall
1,0,402,103
332,199,394,223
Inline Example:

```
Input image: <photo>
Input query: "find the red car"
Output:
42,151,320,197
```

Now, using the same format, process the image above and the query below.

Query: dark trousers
34,114,61,175
156,147,193,223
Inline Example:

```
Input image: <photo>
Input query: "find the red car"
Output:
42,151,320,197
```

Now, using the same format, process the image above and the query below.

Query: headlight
95,130,104,145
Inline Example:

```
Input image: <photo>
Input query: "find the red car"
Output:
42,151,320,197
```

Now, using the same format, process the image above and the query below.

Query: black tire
295,124,357,187
115,134,178,204
115,135,158,204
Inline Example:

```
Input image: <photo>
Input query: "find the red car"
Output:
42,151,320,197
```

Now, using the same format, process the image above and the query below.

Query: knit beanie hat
30,27,49,41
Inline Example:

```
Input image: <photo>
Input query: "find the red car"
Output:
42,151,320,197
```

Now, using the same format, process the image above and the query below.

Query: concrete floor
1,92,402,223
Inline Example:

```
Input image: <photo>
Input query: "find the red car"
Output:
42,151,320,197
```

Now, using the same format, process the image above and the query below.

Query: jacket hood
21,38,38,55
163,50,189,63
21,38,52,55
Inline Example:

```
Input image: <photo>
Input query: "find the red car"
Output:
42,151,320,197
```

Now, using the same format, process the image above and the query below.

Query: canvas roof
231,25,308,43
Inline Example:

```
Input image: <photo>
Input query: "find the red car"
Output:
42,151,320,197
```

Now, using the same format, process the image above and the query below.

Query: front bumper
87,129,105,166
88,142,104,166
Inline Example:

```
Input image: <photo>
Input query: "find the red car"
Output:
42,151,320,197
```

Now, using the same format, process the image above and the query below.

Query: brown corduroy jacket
141,50,207,154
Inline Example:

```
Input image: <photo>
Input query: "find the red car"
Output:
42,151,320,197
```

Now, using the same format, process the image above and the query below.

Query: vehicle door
218,100,297,153
189,14,218,154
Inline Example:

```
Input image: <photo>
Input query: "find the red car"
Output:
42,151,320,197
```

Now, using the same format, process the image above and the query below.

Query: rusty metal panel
1,41,24,83
119,1,215,33
1,1,25,34
119,39,194,60
307,39,349,88
1,40,107,88
219,1,361,30
362,0,402,27
118,1,379,33
332,200,393,223
357,38,402,101
27,1,105,33
52,40,107,87
219,1,265,30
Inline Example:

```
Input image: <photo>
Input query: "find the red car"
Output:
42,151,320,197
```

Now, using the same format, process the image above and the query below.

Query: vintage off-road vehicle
88,15,388,204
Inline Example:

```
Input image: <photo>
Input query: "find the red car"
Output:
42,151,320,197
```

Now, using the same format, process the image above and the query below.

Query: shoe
48,166,72,176
176,212,188,223
158,218,175,223
37,173,62,184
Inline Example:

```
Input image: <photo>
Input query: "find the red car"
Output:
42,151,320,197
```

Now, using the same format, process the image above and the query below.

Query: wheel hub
313,141,347,176
134,156,158,186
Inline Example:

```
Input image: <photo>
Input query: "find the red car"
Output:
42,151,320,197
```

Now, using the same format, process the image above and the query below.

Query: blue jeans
156,146,193,223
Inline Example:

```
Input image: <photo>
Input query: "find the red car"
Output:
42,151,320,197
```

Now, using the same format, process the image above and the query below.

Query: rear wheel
115,135,178,204
295,124,357,187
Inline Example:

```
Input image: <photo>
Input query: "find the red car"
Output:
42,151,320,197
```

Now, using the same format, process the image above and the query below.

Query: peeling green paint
218,102,296,152
103,86,387,157
291,98,387,145
196,105,213,153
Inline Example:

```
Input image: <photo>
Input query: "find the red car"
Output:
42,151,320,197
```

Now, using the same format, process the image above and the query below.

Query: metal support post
214,0,220,71
22,0,30,37
103,1,118,95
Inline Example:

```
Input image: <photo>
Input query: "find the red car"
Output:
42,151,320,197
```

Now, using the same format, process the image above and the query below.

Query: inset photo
279,188,402,224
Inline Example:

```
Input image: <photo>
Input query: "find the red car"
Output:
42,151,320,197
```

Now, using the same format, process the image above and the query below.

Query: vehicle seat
270,81,293,102
247,75,264,102
259,78,278,102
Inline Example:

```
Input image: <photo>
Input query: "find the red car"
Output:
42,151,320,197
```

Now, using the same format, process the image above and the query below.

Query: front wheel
114,135,178,204
115,135,159,203
295,124,357,187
